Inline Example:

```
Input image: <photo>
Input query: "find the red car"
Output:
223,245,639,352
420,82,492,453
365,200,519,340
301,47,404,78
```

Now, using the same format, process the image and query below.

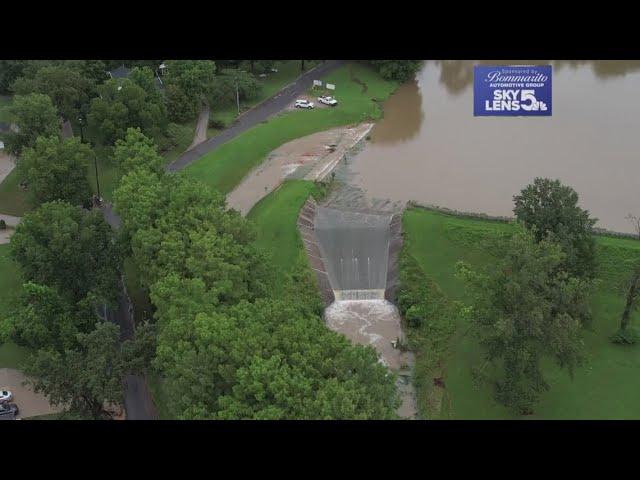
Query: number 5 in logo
520,90,538,111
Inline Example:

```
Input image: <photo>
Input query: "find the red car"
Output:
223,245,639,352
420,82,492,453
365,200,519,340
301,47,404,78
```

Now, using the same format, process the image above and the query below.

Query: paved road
101,60,344,419
167,60,344,171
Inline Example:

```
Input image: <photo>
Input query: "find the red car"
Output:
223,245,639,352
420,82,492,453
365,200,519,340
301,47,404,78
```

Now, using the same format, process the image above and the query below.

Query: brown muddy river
347,61,640,234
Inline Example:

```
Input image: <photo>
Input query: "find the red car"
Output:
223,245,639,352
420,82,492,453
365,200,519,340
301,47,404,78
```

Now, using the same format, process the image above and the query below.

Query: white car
0,390,12,403
295,99,314,109
318,95,338,106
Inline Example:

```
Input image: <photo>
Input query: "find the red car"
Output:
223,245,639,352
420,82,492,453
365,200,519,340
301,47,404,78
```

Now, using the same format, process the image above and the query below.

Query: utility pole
236,79,240,115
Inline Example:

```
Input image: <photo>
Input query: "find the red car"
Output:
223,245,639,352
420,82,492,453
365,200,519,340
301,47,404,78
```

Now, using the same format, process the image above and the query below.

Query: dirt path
226,123,373,216
187,104,210,151
0,151,15,185
0,368,64,419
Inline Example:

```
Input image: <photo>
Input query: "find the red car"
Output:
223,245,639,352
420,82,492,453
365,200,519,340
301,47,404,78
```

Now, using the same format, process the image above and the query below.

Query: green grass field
0,243,29,369
0,168,29,216
207,60,320,134
0,95,12,124
185,63,398,195
247,180,322,275
402,207,640,419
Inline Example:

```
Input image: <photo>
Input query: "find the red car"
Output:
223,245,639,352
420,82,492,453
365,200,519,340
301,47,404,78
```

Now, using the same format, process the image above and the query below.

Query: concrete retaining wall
297,197,335,306
385,213,403,302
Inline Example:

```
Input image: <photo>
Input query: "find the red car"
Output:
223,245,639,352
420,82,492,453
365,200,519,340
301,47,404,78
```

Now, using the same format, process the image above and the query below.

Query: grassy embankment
184,62,398,195
401,207,640,419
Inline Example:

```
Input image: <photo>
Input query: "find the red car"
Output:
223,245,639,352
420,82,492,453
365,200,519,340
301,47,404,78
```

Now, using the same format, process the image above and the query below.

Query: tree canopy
513,177,597,278
87,78,167,145
12,65,95,121
17,135,92,208
24,321,154,419
2,93,60,155
456,226,591,414
163,60,216,102
368,60,423,82
10,201,121,304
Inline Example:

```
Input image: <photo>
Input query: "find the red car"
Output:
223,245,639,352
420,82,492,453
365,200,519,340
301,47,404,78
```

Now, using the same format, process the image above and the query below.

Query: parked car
295,99,314,109
0,390,12,403
318,95,338,106
0,403,18,419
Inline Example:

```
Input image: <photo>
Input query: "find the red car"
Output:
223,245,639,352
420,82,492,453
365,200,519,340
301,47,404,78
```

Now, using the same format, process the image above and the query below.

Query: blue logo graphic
474,65,552,116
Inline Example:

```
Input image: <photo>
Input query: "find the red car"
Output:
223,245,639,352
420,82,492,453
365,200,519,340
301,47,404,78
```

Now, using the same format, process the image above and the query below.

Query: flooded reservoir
346,60,640,234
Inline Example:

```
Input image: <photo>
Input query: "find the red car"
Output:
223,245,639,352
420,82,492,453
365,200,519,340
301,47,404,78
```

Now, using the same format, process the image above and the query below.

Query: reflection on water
347,60,640,233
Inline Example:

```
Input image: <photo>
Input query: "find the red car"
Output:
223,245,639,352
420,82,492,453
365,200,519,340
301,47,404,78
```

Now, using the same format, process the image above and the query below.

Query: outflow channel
312,205,417,419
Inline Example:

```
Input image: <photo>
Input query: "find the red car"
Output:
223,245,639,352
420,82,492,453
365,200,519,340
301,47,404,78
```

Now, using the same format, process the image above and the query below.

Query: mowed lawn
208,60,319,133
0,244,29,369
0,95,12,123
247,179,320,277
402,208,640,419
185,63,398,195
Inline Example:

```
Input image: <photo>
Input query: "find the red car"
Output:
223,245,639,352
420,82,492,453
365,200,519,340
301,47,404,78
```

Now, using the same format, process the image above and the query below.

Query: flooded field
347,61,640,234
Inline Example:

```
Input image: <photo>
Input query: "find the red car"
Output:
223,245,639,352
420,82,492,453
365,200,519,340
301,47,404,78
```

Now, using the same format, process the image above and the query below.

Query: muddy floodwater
346,60,640,234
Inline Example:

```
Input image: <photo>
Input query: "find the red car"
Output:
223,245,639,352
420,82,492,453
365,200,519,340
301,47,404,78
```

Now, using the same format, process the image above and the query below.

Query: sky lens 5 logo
474,65,552,116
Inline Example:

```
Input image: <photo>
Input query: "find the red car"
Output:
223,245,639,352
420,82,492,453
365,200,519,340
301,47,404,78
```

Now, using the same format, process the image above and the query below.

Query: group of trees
456,178,598,415
366,60,423,82
113,128,399,419
1,59,267,150
2,200,153,418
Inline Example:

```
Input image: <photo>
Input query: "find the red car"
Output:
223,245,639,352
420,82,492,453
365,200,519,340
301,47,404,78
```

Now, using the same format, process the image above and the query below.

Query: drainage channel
300,201,417,419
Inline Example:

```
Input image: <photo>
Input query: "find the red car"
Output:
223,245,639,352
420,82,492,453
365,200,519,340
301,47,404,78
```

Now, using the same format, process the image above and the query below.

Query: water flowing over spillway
314,207,392,296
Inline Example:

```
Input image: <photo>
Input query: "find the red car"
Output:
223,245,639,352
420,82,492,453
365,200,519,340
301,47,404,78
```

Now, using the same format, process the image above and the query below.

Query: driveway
0,368,64,419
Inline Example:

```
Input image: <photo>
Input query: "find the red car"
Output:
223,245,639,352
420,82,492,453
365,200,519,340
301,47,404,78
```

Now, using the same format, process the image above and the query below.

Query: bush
155,123,183,152
611,327,640,345
207,117,226,130
165,84,199,123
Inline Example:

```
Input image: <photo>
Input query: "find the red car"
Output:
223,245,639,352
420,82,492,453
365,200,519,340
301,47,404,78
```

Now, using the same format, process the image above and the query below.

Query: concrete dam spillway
314,207,392,300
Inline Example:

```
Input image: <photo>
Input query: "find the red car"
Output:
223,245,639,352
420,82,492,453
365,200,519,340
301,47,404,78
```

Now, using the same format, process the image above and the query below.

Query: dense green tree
0,61,56,93
12,65,95,121
113,127,164,174
63,60,109,84
514,178,597,279
10,201,121,304
24,321,152,419
612,217,640,343
87,78,167,145
208,69,262,108
152,297,399,419
0,60,29,94
17,135,92,207
163,60,216,103
2,93,60,155
2,282,95,352
165,84,199,123
368,60,423,82
456,227,590,414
